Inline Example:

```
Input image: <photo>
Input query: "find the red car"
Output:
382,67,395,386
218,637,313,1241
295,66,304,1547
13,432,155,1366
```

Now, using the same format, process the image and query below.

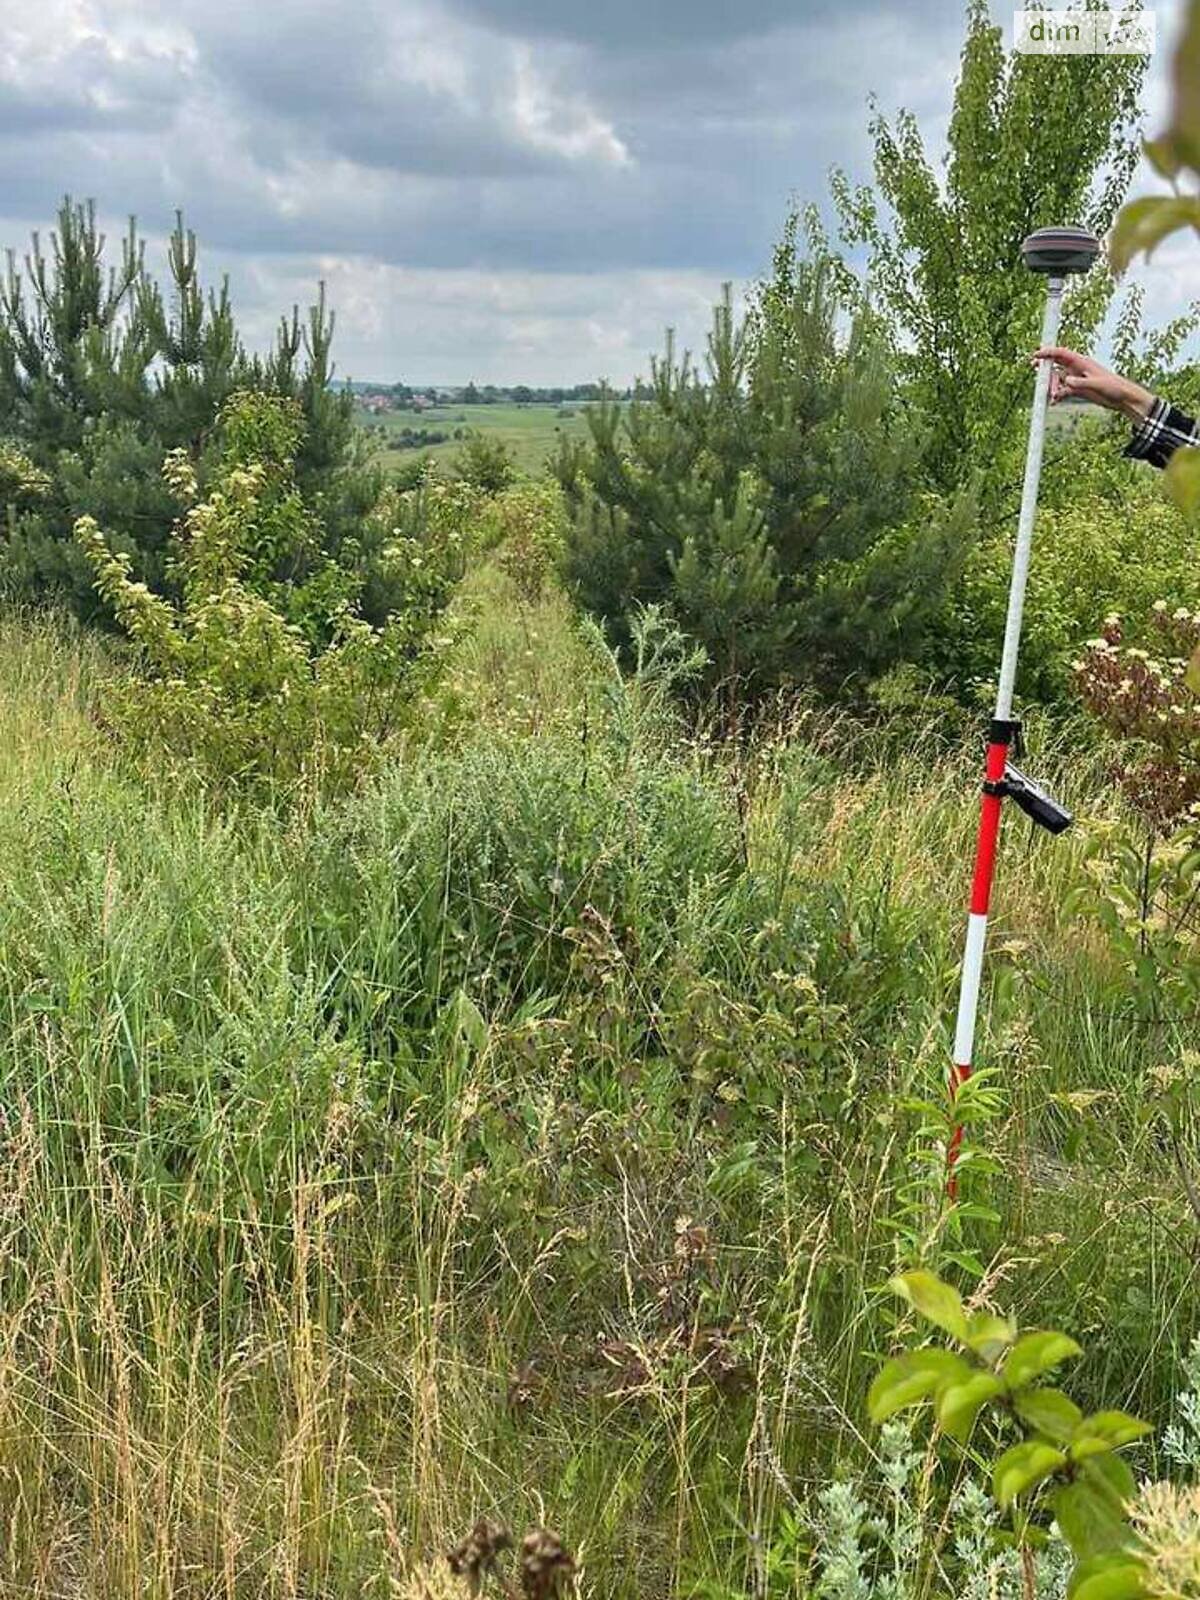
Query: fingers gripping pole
947,276,1063,1191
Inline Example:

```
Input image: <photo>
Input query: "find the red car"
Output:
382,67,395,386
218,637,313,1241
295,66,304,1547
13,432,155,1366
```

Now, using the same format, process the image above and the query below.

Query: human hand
1031,346,1155,421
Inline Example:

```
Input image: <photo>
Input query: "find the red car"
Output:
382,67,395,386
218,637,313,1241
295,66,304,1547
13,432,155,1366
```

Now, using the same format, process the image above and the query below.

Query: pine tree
137,214,240,456
0,197,377,617
669,471,794,703
557,263,972,700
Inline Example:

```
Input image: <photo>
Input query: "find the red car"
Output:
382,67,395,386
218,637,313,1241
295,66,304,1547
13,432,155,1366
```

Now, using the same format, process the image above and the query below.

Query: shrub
805,1421,1072,1599
453,431,517,493
487,481,567,605
0,199,380,616
74,392,458,793
0,441,51,509
556,257,974,703
301,612,743,1026
872,1270,1153,1598
929,486,1200,706
1074,605,1200,832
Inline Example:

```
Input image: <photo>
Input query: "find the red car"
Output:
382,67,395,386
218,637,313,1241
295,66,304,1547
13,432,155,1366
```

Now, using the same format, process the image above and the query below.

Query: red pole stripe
969,742,1008,915
947,1099,967,1189
948,740,1011,1197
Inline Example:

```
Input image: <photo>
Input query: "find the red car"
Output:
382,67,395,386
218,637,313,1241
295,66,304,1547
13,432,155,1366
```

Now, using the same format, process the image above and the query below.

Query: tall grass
0,589,1195,1596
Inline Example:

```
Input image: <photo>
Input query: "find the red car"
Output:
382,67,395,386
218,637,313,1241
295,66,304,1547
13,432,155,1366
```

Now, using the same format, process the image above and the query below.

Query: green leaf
1109,195,1200,273
1143,133,1183,180
936,1370,1002,1443
1166,0,1200,176
888,1271,968,1341
1067,1551,1152,1600
1051,1480,1132,1561
1070,1412,1152,1462
868,1348,968,1424
993,1440,1067,1507
1014,1387,1084,1444
964,1311,1017,1362
1081,1452,1136,1512
1003,1331,1083,1391
1166,446,1200,522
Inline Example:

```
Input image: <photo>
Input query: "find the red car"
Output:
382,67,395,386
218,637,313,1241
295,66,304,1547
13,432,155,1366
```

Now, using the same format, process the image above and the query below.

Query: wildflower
1148,1062,1184,1092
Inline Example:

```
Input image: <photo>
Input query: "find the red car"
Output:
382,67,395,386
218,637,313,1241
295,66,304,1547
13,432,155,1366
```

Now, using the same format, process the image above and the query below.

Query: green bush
872,1270,1154,1599
453,430,517,493
928,482,1200,705
487,480,567,604
74,392,459,793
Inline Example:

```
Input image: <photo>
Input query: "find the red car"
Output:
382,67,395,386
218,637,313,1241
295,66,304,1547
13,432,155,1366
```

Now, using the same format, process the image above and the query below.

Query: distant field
355,401,594,476
1046,398,1107,434
357,396,1107,480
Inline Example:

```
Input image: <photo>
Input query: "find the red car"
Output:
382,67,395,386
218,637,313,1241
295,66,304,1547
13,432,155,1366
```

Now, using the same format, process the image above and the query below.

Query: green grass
0,587,1196,1596
357,402,593,476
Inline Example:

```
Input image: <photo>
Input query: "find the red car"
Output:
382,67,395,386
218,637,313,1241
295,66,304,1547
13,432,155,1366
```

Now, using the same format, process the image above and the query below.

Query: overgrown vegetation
832,0,1148,486
73,391,464,794
556,269,975,704
1,589,1199,1594
555,3,1197,712
3,2,1200,1594
0,201,380,617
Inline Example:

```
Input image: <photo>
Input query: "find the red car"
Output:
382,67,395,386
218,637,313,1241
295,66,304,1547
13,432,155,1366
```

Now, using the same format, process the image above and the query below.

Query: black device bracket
988,717,1023,754
983,762,1073,835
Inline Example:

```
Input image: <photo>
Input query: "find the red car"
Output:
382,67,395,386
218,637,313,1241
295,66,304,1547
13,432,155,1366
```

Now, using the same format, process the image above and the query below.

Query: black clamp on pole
982,763,1073,835
988,718,1023,755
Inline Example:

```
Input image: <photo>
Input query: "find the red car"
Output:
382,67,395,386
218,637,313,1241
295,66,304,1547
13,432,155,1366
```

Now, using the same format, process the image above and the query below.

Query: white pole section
993,276,1063,722
952,911,990,1066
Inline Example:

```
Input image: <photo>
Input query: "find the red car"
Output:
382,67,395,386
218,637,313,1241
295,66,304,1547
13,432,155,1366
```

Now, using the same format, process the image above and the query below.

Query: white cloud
215,250,736,383
510,47,631,166
0,0,1190,383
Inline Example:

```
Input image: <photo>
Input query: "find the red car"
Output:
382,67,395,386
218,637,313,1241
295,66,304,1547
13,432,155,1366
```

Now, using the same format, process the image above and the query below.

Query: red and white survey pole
947,226,1100,1193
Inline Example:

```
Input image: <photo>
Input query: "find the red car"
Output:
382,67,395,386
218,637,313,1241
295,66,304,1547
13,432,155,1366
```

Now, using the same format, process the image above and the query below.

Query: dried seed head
507,1362,538,1412
692,1323,753,1397
447,1520,513,1595
520,1528,575,1600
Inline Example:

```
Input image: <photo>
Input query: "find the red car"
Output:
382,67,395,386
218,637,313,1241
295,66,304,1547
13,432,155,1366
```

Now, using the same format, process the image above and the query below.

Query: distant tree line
377,381,628,409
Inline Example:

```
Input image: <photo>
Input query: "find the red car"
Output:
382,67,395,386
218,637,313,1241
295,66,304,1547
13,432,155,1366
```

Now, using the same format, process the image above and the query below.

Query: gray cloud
0,0,1180,383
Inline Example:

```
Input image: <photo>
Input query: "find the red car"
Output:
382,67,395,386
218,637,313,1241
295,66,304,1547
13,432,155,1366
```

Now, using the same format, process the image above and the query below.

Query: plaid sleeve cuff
1123,397,1200,468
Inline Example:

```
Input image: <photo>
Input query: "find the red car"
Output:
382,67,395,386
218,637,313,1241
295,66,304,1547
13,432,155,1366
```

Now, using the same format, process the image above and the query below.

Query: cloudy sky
0,0,1190,384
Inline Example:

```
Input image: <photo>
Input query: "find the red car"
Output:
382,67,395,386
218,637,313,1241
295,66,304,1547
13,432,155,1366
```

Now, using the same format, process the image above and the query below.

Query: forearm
1114,380,1156,424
